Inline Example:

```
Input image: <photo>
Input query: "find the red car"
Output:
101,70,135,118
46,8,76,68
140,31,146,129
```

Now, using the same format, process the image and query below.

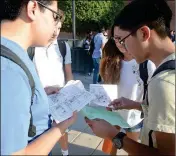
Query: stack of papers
48,80,95,123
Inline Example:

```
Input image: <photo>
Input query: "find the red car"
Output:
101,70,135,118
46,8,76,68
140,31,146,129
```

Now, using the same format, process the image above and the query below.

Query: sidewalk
52,72,128,155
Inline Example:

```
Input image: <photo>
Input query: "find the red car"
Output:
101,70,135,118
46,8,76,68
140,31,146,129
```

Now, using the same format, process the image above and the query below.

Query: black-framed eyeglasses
116,24,154,48
115,28,139,48
36,1,62,25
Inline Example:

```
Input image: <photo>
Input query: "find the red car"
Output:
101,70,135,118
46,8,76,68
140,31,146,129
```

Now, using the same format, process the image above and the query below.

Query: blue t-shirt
92,33,106,58
1,37,50,155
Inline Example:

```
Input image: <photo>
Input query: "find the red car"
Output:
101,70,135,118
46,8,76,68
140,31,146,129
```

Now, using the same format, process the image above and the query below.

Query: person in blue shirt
1,0,77,155
92,27,107,84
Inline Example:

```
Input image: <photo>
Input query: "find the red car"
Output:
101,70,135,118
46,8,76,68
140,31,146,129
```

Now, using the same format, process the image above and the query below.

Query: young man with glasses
1,0,76,155
85,0,175,155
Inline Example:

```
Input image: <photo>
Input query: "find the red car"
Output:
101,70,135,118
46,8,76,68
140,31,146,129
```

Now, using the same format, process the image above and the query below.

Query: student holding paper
1,1,77,155
99,27,156,155
85,0,175,155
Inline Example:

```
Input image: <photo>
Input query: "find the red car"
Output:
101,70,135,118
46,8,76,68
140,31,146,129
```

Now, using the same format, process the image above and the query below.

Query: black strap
139,60,148,100
89,36,95,55
149,130,154,147
152,60,175,78
1,45,36,137
57,40,66,65
27,47,35,60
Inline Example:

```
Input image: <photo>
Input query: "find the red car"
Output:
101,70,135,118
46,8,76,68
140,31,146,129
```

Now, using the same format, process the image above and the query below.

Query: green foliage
58,0,124,33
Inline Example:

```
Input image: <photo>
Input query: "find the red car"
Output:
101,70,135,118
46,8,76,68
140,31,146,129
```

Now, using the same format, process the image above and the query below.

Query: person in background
86,0,175,155
92,27,107,84
34,17,73,156
83,31,93,76
170,30,175,42
1,0,76,155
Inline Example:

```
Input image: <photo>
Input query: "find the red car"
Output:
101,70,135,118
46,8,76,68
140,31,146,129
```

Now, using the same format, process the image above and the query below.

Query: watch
112,132,126,149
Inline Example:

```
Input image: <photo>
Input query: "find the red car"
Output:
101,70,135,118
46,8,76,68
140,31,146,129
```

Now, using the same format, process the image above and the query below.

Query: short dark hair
114,0,172,38
2,0,53,21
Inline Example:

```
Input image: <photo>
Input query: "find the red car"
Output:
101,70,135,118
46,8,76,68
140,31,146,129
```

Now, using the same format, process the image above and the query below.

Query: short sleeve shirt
1,37,50,155
140,53,175,147
92,33,107,58
34,40,72,88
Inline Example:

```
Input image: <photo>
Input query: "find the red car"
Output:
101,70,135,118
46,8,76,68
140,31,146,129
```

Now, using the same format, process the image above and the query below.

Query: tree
58,0,124,34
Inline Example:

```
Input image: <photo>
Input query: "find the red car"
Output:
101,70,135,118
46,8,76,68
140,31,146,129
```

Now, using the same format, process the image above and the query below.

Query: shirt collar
158,53,175,68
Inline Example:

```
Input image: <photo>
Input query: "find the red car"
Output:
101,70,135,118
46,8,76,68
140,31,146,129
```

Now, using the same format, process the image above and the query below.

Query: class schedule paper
48,80,95,123
89,84,118,107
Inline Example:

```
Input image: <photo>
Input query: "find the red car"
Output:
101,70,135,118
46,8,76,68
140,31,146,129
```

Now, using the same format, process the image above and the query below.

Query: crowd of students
1,0,175,155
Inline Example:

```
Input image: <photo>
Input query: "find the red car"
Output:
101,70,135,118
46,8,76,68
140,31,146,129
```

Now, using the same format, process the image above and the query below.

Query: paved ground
52,72,128,155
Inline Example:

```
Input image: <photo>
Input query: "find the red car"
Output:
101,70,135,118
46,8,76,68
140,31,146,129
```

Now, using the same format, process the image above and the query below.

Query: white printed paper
48,80,95,123
89,84,118,107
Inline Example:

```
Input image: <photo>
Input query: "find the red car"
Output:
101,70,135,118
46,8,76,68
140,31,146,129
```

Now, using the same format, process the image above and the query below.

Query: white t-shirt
116,59,156,127
33,40,72,88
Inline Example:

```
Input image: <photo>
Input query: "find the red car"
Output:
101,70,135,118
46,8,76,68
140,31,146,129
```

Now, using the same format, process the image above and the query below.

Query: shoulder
149,70,175,101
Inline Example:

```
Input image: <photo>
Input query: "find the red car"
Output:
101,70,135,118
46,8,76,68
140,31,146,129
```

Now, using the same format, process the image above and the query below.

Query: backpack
89,36,95,55
1,45,36,137
27,40,67,66
145,59,175,148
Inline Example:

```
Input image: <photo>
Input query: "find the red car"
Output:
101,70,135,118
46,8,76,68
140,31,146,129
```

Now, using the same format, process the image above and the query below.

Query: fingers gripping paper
48,80,95,123
81,106,130,128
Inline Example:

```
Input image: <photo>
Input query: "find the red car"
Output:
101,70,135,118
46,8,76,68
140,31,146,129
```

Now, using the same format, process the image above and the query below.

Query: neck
123,52,133,61
1,20,32,51
148,37,175,67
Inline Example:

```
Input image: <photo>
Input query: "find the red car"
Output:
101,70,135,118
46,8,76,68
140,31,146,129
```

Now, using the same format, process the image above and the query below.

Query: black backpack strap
152,60,175,78
139,60,148,100
89,36,95,55
57,40,66,66
1,45,36,137
149,130,154,147
27,47,35,61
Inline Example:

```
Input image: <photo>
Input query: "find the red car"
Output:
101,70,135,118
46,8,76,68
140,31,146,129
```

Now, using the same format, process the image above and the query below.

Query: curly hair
100,37,124,84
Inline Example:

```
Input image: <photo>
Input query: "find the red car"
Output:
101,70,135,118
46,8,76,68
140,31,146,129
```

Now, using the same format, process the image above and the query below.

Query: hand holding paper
48,80,95,123
81,106,130,128
89,84,118,107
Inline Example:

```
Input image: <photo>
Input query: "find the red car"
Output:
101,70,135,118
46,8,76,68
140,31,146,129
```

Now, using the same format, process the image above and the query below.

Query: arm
64,42,73,82
119,131,174,155
13,127,63,155
87,77,175,155
122,78,175,155
1,69,76,155
65,64,73,82
109,97,142,111
85,119,175,155
13,111,77,155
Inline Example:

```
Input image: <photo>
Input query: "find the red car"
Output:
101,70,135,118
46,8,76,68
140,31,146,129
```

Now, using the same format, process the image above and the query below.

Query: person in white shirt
99,29,156,155
34,21,73,156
